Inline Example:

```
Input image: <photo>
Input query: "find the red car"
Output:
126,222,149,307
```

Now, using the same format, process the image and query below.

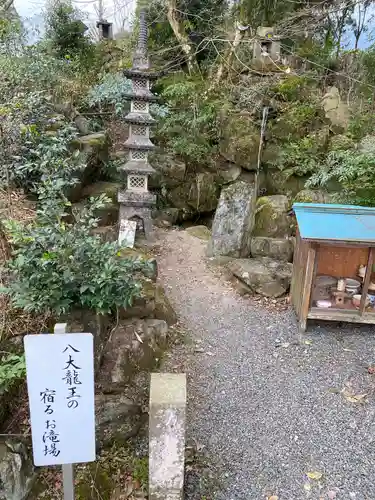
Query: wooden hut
291,203,375,332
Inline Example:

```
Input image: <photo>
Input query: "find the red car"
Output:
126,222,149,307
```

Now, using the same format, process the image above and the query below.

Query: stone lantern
118,9,158,239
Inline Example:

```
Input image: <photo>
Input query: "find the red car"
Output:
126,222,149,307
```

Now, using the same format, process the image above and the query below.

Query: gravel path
157,228,375,500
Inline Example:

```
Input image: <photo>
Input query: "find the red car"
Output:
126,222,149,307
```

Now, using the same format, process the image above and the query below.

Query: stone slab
149,373,187,500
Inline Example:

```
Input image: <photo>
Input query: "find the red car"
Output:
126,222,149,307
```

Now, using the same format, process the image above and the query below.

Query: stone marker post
149,373,187,500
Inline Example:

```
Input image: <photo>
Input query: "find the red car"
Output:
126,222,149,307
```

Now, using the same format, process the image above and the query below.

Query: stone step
149,373,187,500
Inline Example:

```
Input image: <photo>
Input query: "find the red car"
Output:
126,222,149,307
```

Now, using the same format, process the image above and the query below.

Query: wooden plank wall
290,232,309,316
316,245,369,279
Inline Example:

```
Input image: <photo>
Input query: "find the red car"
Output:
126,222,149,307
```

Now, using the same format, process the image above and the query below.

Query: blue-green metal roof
293,203,375,243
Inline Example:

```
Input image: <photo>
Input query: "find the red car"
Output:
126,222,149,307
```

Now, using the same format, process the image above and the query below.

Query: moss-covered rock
119,247,158,281
294,189,332,204
185,225,211,240
254,195,293,238
148,152,186,189
167,172,219,217
74,132,108,153
329,134,355,151
219,114,260,170
266,168,307,197
322,86,350,133
81,181,121,202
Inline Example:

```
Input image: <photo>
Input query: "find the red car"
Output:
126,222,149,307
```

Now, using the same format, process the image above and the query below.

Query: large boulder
120,280,177,325
152,208,180,227
322,87,350,132
219,114,260,170
149,152,186,189
329,134,355,151
250,237,293,262
0,438,35,500
95,395,142,449
167,172,219,218
185,226,211,241
253,195,293,238
358,135,375,154
294,189,332,204
229,257,293,297
266,169,307,198
209,181,256,257
101,319,169,387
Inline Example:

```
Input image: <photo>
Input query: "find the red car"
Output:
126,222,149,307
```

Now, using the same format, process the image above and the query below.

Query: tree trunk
212,22,249,87
166,0,198,74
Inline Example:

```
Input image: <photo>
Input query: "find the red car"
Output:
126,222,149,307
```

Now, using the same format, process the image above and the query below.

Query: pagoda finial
138,9,148,54
133,8,149,69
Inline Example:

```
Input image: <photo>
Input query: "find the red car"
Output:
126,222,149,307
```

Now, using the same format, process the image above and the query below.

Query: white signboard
118,219,137,248
24,333,96,466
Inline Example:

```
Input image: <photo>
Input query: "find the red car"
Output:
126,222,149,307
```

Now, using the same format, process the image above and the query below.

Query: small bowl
346,278,361,288
316,300,332,308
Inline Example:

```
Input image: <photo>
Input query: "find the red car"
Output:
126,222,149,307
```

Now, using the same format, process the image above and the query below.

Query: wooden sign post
24,324,96,500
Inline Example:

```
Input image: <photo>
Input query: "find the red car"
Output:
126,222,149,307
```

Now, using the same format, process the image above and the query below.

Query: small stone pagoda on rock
118,9,158,239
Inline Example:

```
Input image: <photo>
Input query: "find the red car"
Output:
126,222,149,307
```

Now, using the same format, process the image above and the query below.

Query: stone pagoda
118,9,158,239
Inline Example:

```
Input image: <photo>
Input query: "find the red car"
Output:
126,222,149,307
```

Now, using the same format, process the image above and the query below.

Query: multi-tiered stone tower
118,9,157,239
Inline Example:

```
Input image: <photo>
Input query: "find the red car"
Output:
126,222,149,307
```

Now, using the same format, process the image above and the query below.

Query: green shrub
307,150,375,205
271,76,312,102
45,0,92,60
271,135,322,177
157,78,222,165
3,194,151,316
0,353,26,393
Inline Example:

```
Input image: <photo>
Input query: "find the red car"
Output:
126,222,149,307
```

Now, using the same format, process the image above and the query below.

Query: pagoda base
118,189,156,207
119,204,153,239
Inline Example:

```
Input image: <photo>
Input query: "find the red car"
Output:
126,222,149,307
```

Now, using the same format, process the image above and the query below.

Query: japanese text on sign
24,333,96,466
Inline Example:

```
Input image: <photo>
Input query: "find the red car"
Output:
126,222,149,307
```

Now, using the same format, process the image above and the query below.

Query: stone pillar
117,8,158,240
149,373,187,500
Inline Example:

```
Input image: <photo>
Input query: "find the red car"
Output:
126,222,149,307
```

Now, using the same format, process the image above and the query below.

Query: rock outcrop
322,86,350,132
219,114,260,170
0,438,35,500
229,257,293,298
101,318,169,387
250,237,293,262
209,181,256,257
253,195,293,238
95,395,143,449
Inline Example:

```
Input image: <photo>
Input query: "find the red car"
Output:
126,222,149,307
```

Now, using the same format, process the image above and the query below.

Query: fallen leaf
328,491,338,499
304,482,312,491
269,496,278,500
304,340,313,345
342,390,367,403
134,331,143,344
307,471,323,480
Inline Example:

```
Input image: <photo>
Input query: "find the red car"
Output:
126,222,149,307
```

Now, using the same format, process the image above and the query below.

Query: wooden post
54,323,75,500
360,248,374,315
299,245,316,333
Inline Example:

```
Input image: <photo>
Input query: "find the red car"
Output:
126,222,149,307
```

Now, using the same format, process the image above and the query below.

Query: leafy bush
0,353,26,393
0,90,83,194
86,73,132,114
307,150,375,205
347,112,375,140
271,75,313,102
272,135,322,177
3,194,150,316
45,0,92,60
157,78,221,165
